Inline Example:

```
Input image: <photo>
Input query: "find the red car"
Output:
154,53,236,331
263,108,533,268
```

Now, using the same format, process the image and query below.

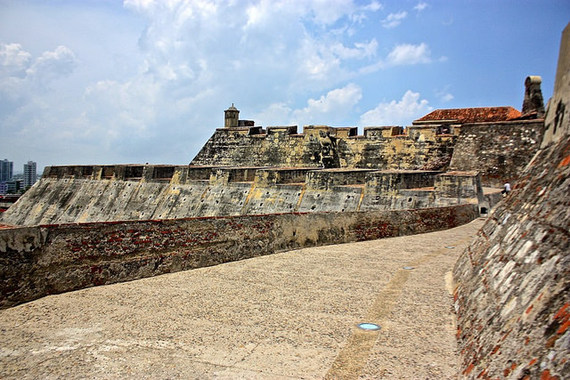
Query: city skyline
0,159,38,195
0,159,39,176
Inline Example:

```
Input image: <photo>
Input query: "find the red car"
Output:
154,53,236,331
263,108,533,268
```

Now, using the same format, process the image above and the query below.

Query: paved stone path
0,218,484,379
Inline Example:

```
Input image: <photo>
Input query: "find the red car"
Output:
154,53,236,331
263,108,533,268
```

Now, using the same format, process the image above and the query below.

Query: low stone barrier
0,204,478,308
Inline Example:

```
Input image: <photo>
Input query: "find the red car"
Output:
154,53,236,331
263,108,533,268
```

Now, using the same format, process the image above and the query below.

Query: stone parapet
0,203,479,309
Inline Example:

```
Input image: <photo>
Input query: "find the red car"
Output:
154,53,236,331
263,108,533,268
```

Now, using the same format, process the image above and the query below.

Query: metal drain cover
357,323,381,331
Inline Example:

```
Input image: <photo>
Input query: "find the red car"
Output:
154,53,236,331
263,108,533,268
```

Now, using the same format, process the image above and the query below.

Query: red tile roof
414,107,521,124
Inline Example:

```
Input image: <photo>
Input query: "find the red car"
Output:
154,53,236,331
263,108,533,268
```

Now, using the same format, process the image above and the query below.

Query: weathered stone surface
0,203,478,308
448,120,544,187
453,137,569,379
453,23,570,379
0,166,483,226
191,124,459,171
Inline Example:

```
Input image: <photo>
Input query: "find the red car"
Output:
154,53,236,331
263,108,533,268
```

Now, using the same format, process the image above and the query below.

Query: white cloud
0,43,31,76
414,2,428,12
435,86,454,103
440,93,454,102
386,43,431,66
360,90,432,126
359,42,432,73
256,84,363,126
0,44,77,87
330,39,378,59
25,46,77,87
0,44,78,109
381,11,407,28
253,102,293,126
293,83,362,124
363,1,383,12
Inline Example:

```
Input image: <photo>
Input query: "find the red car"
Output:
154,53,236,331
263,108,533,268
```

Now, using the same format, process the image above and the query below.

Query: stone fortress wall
453,24,569,379
192,115,543,189
0,203,478,309
0,76,545,227
1,163,487,226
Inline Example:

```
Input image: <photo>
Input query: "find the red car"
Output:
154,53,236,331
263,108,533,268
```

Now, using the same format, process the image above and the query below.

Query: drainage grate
357,323,381,331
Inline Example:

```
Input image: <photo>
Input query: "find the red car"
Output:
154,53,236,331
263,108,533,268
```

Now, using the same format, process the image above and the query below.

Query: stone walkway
0,219,484,379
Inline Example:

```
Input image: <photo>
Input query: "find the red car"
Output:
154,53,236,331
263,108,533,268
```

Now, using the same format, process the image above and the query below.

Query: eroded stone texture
453,137,569,379
0,203,478,308
448,120,544,187
453,23,570,379
191,124,459,171
0,165,484,226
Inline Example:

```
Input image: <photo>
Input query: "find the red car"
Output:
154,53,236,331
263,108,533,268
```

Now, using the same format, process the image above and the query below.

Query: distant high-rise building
23,161,37,188
0,159,13,182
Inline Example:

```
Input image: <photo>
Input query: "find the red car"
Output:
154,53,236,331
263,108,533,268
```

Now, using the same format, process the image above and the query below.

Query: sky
0,0,568,173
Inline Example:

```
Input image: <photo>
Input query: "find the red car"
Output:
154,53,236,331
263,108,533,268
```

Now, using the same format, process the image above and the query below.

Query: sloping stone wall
1,166,481,226
453,137,569,379
0,203,478,308
453,23,569,379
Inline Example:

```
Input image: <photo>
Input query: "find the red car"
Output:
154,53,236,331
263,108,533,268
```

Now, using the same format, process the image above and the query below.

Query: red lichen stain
524,336,530,345
464,363,475,375
501,329,512,341
553,303,570,334
557,320,570,334
477,369,488,379
491,345,501,355
503,362,518,376
554,303,569,320
541,369,560,380
526,304,534,314
528,358,538,366
504,363,517,377
557,154,570,168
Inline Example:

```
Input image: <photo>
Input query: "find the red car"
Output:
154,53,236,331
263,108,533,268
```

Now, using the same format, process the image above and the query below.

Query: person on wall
501,182,511,197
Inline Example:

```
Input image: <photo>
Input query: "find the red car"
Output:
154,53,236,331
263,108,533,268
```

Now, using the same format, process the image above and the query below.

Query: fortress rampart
0,164,490,226
191,120,543,186
449,120,544,187
452,24,569,378
0,110,544,227
0,203,478,308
